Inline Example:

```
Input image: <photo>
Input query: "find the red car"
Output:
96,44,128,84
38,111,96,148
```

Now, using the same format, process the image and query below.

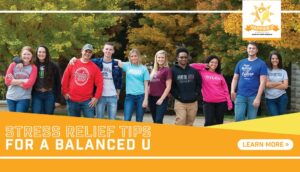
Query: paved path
0,104,234,127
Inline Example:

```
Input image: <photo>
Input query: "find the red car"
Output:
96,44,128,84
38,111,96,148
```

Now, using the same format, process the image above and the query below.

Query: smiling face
208,58,219,72
37,47,46,62
81,49,93,61
270,54,279,68
156,53,166,67
21,49,33,65
103,44,114,58
247,44,258,57
177,52,188,67
129,52,139,65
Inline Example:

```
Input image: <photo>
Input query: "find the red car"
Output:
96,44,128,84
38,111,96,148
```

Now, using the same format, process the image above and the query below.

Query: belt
35,88,52,92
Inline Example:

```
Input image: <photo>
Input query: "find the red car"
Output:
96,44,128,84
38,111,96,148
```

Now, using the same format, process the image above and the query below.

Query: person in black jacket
171,47,201,126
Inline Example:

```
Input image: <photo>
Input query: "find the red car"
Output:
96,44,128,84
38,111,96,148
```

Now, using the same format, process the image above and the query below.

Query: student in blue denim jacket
92,42,122,119
69,42,122,119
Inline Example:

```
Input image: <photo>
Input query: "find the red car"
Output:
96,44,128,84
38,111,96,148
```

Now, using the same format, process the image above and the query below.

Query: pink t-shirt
190,63,232,109
149,67,172,97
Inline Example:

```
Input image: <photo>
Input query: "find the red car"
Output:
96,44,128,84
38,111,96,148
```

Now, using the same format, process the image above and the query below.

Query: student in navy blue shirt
231,42,268,121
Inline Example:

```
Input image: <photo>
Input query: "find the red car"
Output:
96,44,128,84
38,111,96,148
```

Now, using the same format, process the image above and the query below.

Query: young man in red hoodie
61,44,103,117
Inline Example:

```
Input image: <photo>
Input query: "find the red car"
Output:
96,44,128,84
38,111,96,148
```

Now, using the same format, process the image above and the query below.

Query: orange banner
0,112,299,171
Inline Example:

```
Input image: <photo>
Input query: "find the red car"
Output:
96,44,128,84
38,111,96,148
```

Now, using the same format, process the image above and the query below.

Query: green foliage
0,0,122,74
0,75,6,100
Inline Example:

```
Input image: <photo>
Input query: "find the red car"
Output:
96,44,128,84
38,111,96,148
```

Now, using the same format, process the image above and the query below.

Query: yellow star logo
251,3,273,25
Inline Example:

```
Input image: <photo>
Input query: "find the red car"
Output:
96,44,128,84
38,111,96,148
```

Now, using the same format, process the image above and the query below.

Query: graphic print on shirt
128,68,142,76
14,67,30,80
268,72,283,78
151,72,161,82
205,75,222,81
102,63,116,96
39,66,45,78
241,64,254,79
177,74,194,83
74,67,89,86
102,65,113,81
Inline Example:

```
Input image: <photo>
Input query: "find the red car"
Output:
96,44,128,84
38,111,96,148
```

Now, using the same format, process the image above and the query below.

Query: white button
238,139,293,150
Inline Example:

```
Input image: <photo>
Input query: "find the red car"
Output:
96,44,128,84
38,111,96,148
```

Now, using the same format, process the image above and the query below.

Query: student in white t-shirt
265,51,288,116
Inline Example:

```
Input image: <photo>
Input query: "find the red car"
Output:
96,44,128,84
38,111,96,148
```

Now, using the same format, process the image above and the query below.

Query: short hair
104,42,115,47
248,42,258,48
205,55,222,74
176,47,189,57
268,51,283,69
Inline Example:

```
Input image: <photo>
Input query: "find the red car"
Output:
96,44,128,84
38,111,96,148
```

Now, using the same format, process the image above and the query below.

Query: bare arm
273,79,288,90
253,75,267,108
10,79,27,86
116,89,121,100
230,74,239,101
115,59,123,68
142,80,149,108
156,79,172,105
266,79,282,88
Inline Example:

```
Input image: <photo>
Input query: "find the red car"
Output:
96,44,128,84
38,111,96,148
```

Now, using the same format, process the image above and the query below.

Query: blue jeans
124,94,145,122
266,93,288,116
148,96,168,124
234,95,258,121
7,99,30,112
66,99,95,118
32,91,55,114
96,96,118,119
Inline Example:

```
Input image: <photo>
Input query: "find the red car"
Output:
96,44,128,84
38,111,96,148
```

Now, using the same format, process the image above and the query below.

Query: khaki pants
174,99,198,126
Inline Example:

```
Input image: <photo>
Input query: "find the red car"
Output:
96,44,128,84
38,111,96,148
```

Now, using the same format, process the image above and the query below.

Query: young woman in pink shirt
190,55,232,126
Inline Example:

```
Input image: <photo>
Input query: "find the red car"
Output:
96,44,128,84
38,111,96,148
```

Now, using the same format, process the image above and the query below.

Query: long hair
128,48,142,65
34,45,54,89
268,51,283,70
205,55,221,74
20,46,34,64
150,50,168,80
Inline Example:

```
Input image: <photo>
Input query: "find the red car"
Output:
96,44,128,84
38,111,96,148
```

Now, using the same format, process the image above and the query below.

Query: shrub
0,75,7,100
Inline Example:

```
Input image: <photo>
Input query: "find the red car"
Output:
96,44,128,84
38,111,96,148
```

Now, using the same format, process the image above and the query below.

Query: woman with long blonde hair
148,50,172,123
117,48,150,122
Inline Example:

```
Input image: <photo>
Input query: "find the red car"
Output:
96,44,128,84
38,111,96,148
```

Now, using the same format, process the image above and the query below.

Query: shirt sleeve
143,66,150,81
260,61,268,76
190,63,206,72
122,62,129,72
94,67,103,99
283,69,288,80
166,68,172,80
234,61,241,75
52,62,62,103
5,62,16,86
61,64,72,95
221,75,233,109
21,65,37,89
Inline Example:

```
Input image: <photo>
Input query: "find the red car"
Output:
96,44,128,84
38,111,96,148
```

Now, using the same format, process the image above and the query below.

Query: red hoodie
61,60,103,102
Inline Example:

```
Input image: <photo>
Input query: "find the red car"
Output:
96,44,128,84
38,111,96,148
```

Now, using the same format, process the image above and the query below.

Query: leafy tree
0,0,121,74
127,0,201,64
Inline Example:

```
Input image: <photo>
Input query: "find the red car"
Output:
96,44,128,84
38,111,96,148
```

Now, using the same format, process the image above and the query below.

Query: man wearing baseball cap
61,44,103,117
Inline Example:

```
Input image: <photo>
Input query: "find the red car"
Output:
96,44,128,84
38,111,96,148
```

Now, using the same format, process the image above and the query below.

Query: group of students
4,42,289,126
